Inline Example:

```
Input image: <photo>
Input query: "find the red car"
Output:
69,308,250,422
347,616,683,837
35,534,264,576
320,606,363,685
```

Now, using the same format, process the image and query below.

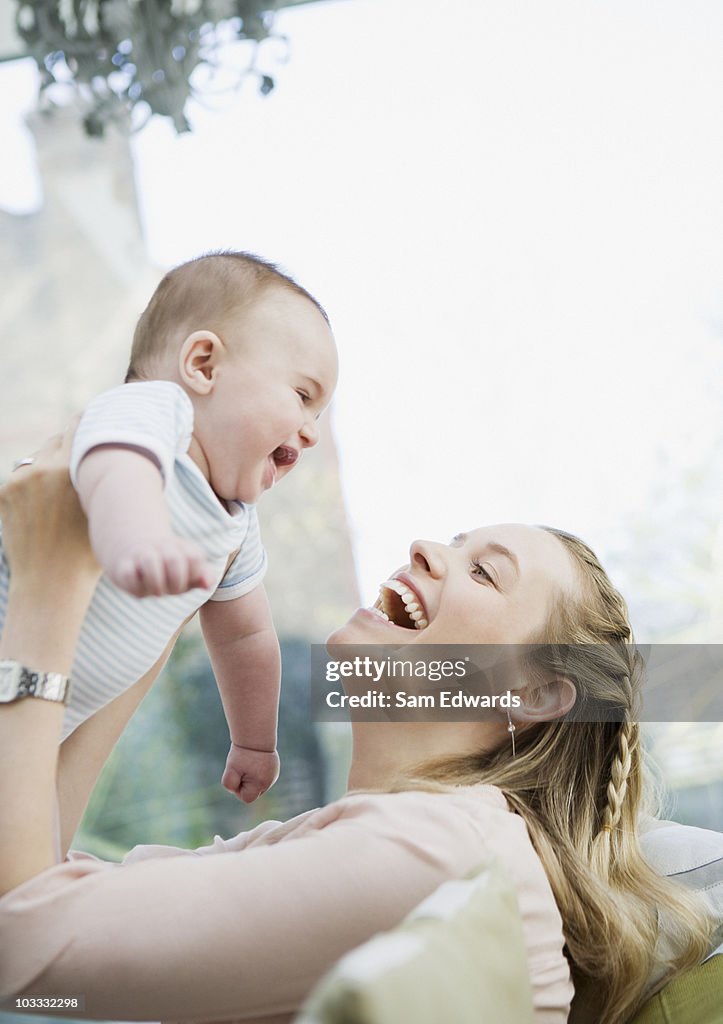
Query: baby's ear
178,331,224,395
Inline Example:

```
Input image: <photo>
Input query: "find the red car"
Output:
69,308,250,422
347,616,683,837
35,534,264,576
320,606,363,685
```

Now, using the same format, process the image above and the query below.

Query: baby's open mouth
272,446,298,467
373,579,428,631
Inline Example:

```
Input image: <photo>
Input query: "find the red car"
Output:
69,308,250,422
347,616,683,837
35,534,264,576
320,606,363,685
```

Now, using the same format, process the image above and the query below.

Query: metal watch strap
0,660,71,704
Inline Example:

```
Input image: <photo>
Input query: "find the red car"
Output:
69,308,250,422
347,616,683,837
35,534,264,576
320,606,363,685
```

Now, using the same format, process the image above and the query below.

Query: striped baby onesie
0,381,267,740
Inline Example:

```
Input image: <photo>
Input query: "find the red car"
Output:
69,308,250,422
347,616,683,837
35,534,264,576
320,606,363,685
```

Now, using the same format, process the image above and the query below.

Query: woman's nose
409,539,447,578
299,417,320,448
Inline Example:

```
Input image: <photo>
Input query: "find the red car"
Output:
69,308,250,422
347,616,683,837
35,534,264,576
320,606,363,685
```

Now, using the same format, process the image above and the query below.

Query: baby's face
194,288,338,504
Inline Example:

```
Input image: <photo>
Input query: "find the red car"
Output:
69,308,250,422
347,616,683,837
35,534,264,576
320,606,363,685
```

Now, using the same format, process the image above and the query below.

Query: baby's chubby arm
200,585,281,804
76,446,212,597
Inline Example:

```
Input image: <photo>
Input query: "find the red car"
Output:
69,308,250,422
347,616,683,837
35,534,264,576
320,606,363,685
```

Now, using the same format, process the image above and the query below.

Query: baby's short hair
125,251,328,382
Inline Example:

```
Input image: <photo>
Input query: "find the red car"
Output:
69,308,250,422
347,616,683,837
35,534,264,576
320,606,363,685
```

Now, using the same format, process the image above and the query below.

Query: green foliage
13,0,314,136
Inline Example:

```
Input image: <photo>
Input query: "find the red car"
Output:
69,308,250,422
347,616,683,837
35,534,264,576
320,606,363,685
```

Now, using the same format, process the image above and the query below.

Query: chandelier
14,1,306,137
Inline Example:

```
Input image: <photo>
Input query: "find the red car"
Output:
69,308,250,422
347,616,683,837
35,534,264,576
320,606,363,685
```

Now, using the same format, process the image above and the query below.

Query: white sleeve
210,504,268,602
69,381,194,489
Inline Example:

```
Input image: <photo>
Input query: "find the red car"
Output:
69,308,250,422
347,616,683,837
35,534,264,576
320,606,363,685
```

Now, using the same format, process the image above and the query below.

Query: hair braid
592,642,642,833
602,718,635,833
599,662,637,831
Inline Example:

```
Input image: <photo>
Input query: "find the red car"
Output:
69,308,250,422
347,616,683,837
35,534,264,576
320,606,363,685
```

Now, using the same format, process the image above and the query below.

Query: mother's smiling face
329,524,581,648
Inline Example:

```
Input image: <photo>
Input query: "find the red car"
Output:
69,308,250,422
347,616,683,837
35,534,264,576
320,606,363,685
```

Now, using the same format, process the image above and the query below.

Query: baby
0,251,338,803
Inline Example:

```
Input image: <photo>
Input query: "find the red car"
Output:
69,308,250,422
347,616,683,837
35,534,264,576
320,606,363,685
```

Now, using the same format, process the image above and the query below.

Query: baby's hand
109,536,212,598
222,743,280,804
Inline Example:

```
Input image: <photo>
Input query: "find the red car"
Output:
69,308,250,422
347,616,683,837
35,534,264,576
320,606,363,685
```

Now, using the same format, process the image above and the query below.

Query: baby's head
126,252,338,504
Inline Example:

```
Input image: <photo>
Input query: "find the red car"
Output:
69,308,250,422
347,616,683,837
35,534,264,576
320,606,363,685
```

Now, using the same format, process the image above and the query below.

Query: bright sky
2,0,723,614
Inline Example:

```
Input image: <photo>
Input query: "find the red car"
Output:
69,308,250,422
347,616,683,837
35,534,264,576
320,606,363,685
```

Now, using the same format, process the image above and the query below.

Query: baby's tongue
273,446,298,467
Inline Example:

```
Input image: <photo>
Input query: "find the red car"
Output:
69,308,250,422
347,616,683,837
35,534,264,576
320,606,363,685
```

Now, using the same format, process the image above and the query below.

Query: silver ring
12,457,35,472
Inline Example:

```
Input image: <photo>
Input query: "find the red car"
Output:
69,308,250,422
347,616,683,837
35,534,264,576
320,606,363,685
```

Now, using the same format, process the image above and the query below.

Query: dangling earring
506,709,516,758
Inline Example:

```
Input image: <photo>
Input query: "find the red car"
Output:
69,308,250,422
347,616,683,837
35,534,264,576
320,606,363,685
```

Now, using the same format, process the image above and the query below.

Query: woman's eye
296,389,311,403
470,559,494,583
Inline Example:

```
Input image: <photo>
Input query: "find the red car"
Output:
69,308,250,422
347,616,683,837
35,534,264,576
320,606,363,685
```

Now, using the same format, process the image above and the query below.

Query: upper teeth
379,579,428,630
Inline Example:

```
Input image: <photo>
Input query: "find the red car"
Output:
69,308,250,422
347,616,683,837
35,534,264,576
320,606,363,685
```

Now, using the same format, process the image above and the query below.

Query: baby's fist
110,536,212,598
222,743,280,804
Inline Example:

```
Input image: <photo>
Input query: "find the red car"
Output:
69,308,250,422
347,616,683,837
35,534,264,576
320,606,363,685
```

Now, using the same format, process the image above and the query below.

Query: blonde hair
125,251,328,382
402,527,714,1023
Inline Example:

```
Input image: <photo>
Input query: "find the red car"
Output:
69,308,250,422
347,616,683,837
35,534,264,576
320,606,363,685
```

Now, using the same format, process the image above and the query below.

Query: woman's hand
0,422,100,674
1,422,100,591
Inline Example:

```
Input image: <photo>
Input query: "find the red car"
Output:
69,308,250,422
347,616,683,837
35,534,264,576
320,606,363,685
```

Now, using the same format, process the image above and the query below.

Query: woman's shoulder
315,781,507,819
300,783,528,860
343,780,518,822
337,781,512,822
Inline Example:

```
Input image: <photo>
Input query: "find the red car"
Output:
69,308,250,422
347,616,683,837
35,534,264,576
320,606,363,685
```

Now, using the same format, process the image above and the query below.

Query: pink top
0,785,572,1022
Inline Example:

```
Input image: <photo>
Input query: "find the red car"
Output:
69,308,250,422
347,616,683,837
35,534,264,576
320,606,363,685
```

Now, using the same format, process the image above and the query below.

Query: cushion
571,820,723,1024
296,859,534,1024
629,953,723,1024
641,818,723,985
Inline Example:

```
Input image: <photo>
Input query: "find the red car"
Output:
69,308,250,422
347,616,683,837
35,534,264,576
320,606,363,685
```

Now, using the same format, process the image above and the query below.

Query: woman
0,433,714,1024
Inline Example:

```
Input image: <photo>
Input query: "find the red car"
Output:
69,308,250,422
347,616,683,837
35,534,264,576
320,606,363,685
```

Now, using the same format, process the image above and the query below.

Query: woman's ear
178,331,224,395
511,675,577,724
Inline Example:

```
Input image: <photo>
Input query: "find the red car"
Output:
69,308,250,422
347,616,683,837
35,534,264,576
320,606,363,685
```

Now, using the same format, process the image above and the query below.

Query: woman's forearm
0,700,63,893
1,581,93,675
0,436,100,895
0,584,88,893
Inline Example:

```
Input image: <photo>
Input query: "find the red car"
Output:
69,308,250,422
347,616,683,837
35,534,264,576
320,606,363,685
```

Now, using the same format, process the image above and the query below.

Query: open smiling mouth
373,579,429,631
272,446,298,467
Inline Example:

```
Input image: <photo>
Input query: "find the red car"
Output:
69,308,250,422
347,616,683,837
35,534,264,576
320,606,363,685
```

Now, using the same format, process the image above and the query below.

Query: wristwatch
0,660,71,705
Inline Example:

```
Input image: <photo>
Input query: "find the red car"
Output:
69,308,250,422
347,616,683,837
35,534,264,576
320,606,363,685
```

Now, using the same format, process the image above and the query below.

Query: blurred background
0,0,721,880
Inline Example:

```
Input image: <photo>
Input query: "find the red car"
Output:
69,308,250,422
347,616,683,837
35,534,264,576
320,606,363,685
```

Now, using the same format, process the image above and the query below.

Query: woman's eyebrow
485,543,520,578
451,534,520,578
